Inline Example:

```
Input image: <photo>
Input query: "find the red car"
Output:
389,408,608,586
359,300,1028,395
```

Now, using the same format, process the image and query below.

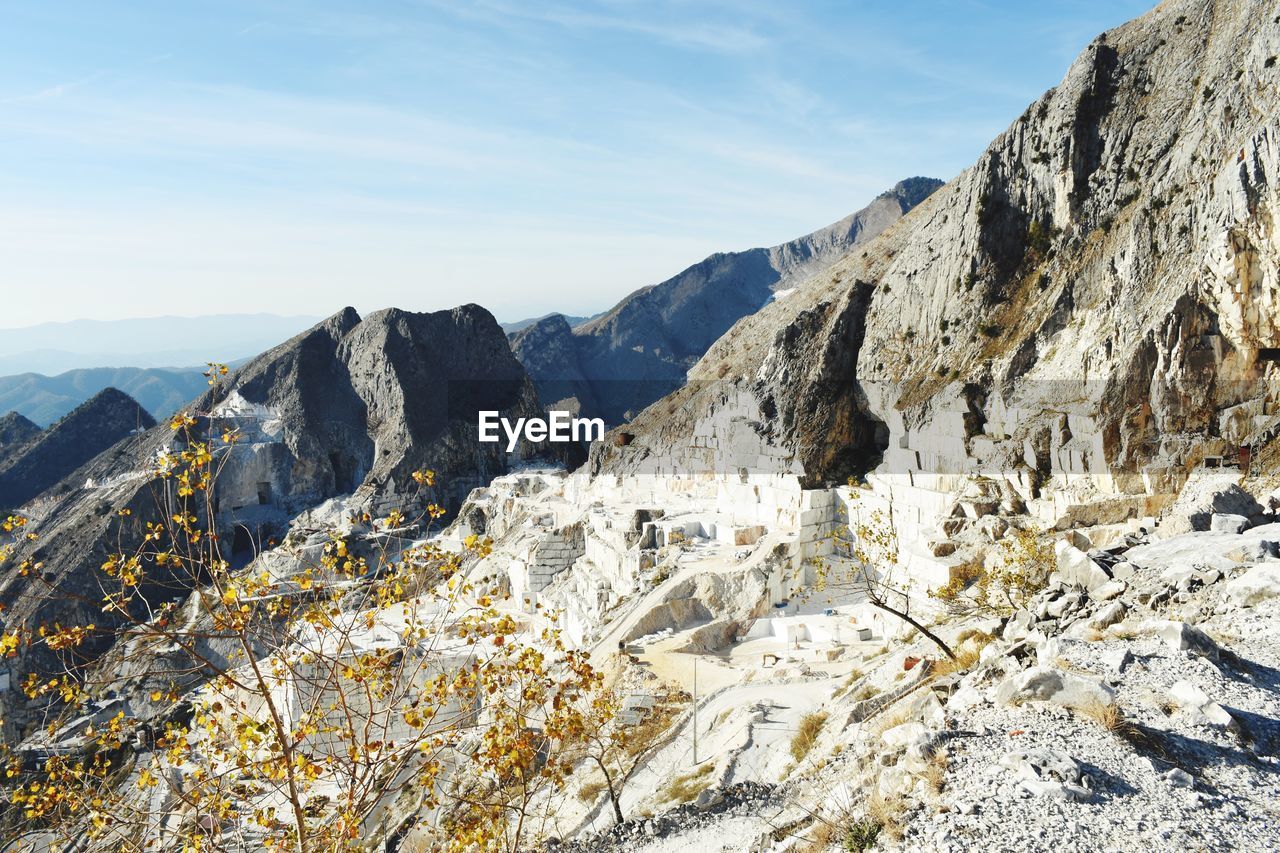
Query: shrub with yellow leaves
931,525,1054,618
0,407,609,852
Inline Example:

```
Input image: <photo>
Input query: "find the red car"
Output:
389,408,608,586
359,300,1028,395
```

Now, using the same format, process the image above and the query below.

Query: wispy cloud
3,71,103,104
0,0,1158,326
443,0,770,53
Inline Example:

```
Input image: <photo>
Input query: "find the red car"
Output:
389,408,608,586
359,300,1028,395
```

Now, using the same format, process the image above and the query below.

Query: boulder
1209,513,1251,534
881,721,930,750
1100,648,1133,673
1110,562,1136,580
999,748,1090,800
1222,565,1280,607
1002,610,1035,642
947,682,986,711
1167,679,1211,708
1089,580,1126,602
694,787,724,811
1088,601,1127,630
1158,470,1263,536
1168,680,1236,729
1046,592,1083,619
994,666,1116,710
1054,541,1112,591
1152,621,1220,660
998,747,1080,778
1035,636,1062,666
929,540,958,557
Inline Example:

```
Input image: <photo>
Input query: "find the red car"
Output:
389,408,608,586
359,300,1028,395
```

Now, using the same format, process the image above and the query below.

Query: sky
0,0,1156,329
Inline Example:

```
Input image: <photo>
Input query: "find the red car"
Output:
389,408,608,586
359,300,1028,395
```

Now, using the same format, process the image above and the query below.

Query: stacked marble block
509,523,585,610
874,391,1172,551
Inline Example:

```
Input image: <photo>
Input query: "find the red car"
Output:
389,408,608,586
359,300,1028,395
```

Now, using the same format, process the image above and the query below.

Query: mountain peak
0,387,154,510
0,411,40,448
884,176,946,209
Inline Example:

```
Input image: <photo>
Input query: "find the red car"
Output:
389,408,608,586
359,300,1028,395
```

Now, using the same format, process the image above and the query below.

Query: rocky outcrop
0,388,153,511
592,0,1280,559
511,178,942,424
191,304,546,521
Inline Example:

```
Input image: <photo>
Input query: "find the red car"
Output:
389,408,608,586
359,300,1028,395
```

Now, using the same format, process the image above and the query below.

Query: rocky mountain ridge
0,412,41,461
0,303,547,740
511,177,942,424
592,0,1280,563
0,387,153,512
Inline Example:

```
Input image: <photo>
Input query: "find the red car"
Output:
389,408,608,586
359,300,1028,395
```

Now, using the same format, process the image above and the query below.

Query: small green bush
845,819,882,851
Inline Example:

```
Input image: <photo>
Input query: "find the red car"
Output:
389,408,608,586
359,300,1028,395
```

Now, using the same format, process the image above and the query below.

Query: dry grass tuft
577,778,607,803
662,762,714,804
790,711,830,764
922,747,949,796
930,632,992,678
1077,700,1170,757
852,684,881,702
870,698,918,737
866,791,905,841
834,668,866,697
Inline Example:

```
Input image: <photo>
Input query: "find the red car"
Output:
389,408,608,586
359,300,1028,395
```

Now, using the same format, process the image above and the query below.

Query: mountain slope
197,303,546,515
511,177,942,424
0,388,154,511
0,412,40,459
0,304,547,739
501,312,596,335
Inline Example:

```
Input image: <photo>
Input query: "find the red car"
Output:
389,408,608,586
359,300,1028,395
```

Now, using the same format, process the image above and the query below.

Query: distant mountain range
500,313,598,335
0,313,320,375
0,366,210,427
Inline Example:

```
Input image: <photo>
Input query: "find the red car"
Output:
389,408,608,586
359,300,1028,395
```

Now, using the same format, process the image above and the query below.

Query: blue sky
0,0,1155,328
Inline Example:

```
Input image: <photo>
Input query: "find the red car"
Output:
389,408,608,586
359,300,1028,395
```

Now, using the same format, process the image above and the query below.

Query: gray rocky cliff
592,0,1280,522
193,303,546,518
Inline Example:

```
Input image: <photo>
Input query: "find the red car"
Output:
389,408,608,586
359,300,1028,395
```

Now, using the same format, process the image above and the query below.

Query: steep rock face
0,388,153,510
512,178,942,424
593,0,1280,549
197,304,545,520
